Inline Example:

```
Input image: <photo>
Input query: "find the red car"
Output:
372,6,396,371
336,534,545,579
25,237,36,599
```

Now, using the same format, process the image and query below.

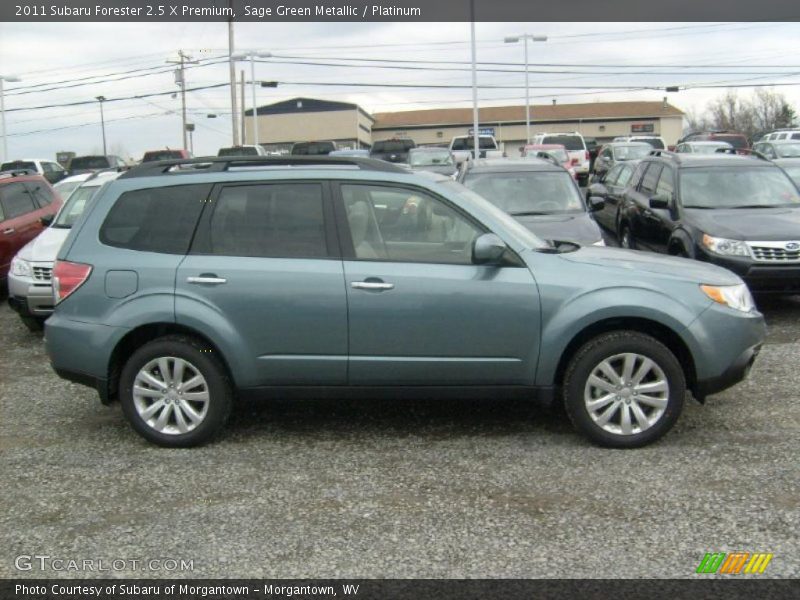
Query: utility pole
0,75,21,161
96,96,107,155
168,50,198,151
240,70,246,143
470,0,480,161
228,4,239,146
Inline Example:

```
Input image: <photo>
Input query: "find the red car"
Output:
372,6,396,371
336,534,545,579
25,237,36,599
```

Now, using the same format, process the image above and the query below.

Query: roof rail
85,165,132,182
119,156,407,179
0,168,38,179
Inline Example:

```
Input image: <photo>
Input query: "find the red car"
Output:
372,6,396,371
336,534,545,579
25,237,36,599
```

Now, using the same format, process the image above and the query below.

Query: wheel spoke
620,404,633,435
595,401,620,426
631,357,655,385
635,380,668,395
173,404,190,433
139,399,166,420
154,402,173,430
172,359,186,387
635,394,668,409
586,393,616,413
630,401,652,431
138,371,167,391
597,360,622,385
134,384,163,398
158,358,173,386
182,390,209,403
179,375,203,392
621,353,636,383
588,375,618,394
179,399,204,424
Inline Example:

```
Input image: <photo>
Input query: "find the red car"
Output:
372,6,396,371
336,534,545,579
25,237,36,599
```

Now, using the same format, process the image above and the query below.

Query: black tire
619,223,636,249
563,331,685,448
20,316,45,333
119,335,233,447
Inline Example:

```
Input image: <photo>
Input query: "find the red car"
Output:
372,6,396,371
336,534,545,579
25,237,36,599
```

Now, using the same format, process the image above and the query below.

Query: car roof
466,157,564,172
765,139,800,145
686,140,732,145
774,157,800,165
650,153,772,168
605,142,652,147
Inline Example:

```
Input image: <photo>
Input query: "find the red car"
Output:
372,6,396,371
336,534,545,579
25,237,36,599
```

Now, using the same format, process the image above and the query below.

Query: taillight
585,151,590,161
53,260,92,303
571,158,579,166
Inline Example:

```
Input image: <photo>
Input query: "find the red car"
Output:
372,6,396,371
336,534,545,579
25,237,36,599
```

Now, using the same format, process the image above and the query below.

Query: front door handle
2,228,14,235
187,275,227,285
351,280,394,291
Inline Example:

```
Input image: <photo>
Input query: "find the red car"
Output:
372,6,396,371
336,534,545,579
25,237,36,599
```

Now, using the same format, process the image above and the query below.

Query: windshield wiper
729,204,785,209
510,210,553,216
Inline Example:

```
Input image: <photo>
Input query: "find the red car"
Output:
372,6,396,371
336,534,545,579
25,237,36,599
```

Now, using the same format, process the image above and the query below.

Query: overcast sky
1,21,799,159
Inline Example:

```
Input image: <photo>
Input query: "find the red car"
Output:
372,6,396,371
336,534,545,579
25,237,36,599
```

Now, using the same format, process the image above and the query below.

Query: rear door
176,180,348,387
334,181,540,386
0,182,43,276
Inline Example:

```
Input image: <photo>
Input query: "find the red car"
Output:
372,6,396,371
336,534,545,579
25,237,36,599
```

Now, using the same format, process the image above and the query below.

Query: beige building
245,98,685,152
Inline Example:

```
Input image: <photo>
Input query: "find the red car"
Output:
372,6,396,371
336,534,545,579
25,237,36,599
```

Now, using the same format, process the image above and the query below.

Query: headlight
702,234,750,257
592,238,606,246
10,256,32,277
700,283,755,313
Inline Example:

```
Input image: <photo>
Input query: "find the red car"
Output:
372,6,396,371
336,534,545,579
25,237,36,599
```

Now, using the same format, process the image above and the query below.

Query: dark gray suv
46,157,765,448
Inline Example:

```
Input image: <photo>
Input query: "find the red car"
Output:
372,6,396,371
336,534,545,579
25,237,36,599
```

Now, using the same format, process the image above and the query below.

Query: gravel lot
1,293,799,579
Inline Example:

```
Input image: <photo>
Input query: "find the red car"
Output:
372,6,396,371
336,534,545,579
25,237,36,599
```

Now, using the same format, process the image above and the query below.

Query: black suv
617,150,800,294
370,139,416,163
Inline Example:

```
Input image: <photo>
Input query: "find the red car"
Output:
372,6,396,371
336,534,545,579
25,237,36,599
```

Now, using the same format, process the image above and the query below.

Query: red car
0,170,62,292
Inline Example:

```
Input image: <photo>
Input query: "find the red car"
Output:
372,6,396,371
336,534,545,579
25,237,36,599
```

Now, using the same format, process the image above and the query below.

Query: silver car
8,171,121,330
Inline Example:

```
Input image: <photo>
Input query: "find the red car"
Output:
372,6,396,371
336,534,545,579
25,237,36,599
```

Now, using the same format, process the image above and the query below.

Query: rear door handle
351,281,394,291
187,275,227,285
2,228,14,235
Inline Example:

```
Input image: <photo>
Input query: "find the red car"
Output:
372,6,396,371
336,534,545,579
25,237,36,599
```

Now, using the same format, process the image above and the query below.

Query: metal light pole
470,0,479,161
0,75,21,162
228,1,239,146
504,34,547,145
95,95,107,155
232,51,272,149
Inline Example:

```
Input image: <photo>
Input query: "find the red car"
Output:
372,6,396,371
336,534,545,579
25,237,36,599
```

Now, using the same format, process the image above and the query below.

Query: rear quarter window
100,184,211,254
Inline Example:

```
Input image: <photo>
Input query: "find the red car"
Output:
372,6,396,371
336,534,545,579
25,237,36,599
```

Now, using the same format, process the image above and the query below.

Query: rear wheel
119,335,233,447
563,331,685,448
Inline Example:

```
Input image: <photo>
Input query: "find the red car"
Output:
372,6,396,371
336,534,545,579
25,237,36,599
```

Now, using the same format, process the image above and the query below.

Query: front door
334,182,541,386
176,181,348,387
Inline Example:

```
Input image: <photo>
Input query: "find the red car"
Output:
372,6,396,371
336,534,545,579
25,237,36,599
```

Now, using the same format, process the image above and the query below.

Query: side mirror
588,196,605,212
40,214,54,227
472,233,507,265
649,195,670,210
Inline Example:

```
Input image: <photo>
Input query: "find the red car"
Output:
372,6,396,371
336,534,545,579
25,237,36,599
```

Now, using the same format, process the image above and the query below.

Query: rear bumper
53,367,111,404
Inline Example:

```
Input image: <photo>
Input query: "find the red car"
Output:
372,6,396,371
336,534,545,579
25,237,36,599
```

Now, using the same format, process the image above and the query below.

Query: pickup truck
449,135,504,163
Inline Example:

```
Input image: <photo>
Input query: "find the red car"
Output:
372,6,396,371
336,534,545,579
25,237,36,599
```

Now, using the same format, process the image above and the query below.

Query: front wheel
563,331,685,448
119,335,233,447
619,223,636,249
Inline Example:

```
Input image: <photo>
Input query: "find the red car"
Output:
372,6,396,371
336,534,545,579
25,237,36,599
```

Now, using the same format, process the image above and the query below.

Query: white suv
530,132,590,184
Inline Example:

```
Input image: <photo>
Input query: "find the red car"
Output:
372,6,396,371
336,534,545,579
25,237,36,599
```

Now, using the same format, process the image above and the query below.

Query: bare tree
692,89,798,141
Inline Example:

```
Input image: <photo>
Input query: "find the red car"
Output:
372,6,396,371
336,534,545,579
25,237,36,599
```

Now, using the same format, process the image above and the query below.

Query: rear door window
616,164,634,187
0,182,37,219
639,164,663,195
100,184,211,254
204,183,329,258
655,167,675,197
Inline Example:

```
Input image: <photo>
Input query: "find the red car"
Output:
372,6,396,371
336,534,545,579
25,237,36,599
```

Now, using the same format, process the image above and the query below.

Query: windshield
680,167,800,209
776,143,800,158
451,137,498,151
439,179,547,250
542,135,585,151
633,137,665,149
53,178,83,199
53,185,100,228
70,156,110,170
713,135,748,149
463,171,585,215
782,166,800,186
409,150,454,166
1,160,36,172
373,140,414,153
613,145,651,160
142,150,184,162
693,143,731,154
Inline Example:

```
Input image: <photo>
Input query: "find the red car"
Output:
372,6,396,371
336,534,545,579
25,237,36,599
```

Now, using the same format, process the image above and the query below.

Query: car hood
560,246,741,285
685,207,800,240
15,226,70,262
514,212,602,245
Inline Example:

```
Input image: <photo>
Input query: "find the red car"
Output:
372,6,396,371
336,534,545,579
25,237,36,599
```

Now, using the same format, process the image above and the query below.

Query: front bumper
7,272,54,317
695,249,800,294
694,342,762,399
